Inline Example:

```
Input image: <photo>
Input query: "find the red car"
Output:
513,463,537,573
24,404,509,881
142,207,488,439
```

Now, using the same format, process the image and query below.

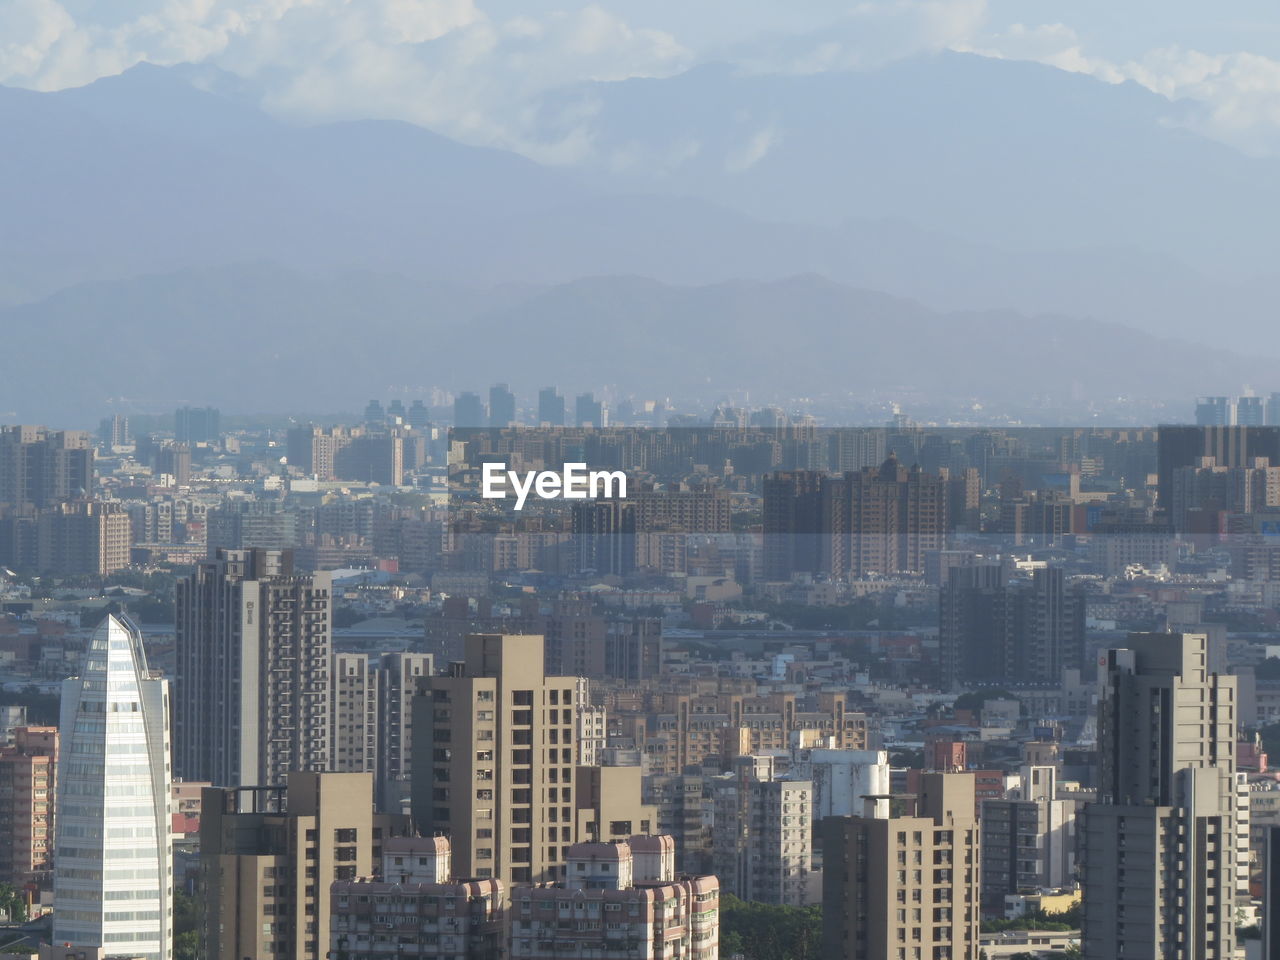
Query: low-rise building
330,836,505,960
509,836,719,960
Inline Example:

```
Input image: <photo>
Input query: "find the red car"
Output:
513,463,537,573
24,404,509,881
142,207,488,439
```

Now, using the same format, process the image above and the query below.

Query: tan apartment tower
411,633,577,887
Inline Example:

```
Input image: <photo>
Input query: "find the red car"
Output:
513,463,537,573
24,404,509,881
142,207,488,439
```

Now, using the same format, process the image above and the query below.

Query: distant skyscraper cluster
1195,393,1280,427
447,384,670,429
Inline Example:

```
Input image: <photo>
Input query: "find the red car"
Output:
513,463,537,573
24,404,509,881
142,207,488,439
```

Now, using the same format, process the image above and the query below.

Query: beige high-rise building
411,633,577,887
821,772,981,960
574,764,657,845
327,651,434,811
201,772,409,960
331,653,378,775
1082,632,1238,960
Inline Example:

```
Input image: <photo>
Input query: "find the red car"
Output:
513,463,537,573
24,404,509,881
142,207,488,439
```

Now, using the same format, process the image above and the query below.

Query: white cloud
10,0,1280,160
0,0,76,83
731,0,989,75
725,125,779,173
0,0,696,158
962,24,1280,154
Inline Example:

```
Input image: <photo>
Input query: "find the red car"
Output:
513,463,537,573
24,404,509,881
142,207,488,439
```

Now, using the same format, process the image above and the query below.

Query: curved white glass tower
51,614,172,960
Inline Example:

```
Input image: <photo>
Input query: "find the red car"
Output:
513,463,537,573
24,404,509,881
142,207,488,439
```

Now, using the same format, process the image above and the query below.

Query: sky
5,0,1280,158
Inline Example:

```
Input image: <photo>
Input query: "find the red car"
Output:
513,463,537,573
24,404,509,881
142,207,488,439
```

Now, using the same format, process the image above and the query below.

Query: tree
173,888,200,936
719,895,823,960
170,888,201,959
0,883,27,923
174,930,200,960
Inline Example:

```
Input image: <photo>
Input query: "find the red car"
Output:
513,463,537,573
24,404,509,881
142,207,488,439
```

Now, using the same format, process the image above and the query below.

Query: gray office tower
1082,632,1238,960
175,548,333,787
538,387,566,427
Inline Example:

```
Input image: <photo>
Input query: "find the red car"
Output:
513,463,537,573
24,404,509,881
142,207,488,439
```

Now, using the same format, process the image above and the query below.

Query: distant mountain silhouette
0,266,1264,423
2,53,1280,380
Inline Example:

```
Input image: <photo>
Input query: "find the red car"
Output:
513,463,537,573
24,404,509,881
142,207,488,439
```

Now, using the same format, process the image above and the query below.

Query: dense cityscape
9,2,1280,957
0,390,1277,958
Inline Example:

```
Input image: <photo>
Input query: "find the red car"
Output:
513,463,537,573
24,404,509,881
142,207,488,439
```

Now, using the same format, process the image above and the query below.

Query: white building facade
52,615,173,960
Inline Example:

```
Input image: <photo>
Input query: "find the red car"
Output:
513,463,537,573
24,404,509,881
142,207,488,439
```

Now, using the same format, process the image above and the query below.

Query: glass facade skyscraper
52,615,172,960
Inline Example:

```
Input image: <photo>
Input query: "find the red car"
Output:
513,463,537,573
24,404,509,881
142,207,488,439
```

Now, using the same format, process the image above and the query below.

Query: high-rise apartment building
325,652,433,812
709,756,813,906
489,384,516,428
0,426,93,508
762,471,824,582
407,399,430,428
377,652,433,814
1169,455,1280,531
336,432,406,486
980,766,1076,909
454,392,486,430
763,458,950,580
35,500,132,575
1239,396,1266,426
0,725,56,894
287,425,349,479
97,415,130,449
153,443,191,486
537,387,565,427
1082,632,1238,960
287,425,408,485
573,764,657,845
823,456,950,577
410,633,577,887
938,566,1085,690
576,679,606,766
175,548,332,786
174,405,220,444
52,615,172,960
1196,396,1236,427
201,772,410,960
332,653,378,775
575,393,604,429
0,500,131,575
364,399,387,424
205,499,298,555
821,772,980,960
1157,424,1280,517
644,771,712,875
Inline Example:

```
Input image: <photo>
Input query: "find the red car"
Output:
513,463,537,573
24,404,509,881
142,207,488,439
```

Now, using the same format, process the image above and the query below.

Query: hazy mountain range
0,265,1266,425
1,52,1277,420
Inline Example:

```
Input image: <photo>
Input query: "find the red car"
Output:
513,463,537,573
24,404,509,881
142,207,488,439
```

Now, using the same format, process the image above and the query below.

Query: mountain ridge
0,265,1265,423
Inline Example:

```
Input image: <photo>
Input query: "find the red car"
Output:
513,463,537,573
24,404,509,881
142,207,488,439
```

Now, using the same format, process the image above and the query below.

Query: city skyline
6,4,1280,958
